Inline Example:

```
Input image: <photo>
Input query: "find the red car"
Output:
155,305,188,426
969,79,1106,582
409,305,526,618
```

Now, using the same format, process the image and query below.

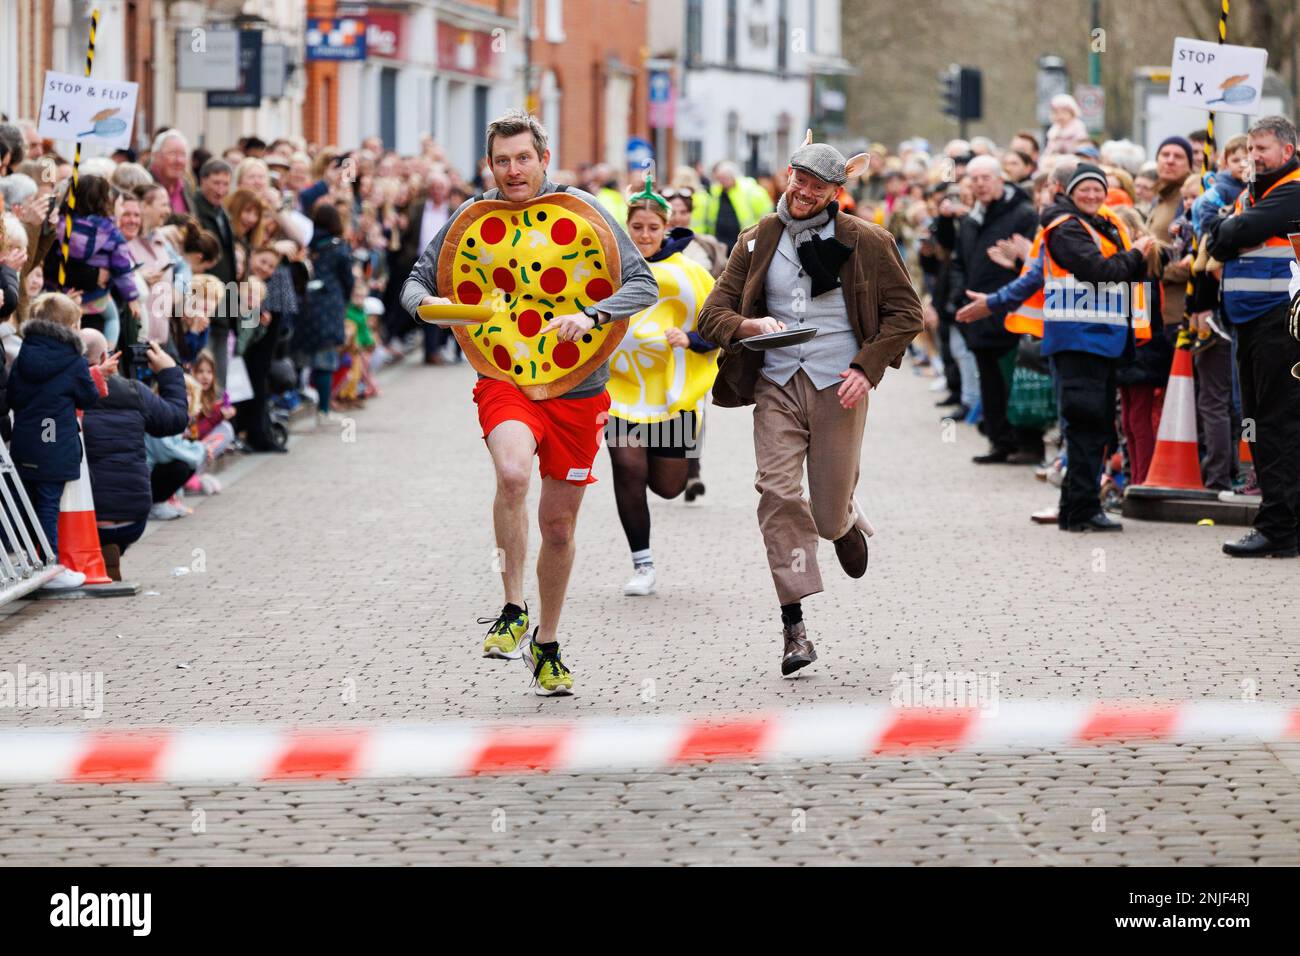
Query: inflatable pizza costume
435,194,628,400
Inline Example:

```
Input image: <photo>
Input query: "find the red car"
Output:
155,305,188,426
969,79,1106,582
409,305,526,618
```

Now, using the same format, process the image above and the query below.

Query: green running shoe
480,603,529,659
521,628,573,696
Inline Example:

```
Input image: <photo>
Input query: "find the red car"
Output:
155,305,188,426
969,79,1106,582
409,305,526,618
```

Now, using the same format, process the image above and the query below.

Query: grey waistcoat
760,220,858,390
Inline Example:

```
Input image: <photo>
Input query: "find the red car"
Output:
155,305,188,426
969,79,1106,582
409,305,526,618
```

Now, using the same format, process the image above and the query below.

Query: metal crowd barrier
0,443,62,604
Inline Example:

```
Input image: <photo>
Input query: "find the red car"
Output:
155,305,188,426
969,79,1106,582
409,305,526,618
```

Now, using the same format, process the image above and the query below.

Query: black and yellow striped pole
1182,0,1229,349
58,7,99,288
1204,0,1229,171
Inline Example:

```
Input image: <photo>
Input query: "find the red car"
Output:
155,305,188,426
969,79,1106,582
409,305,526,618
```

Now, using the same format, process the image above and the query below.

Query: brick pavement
0,357,1297,865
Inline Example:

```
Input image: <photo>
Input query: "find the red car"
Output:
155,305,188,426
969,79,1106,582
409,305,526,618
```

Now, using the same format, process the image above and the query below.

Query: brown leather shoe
833,526,868,578
781,621,817,675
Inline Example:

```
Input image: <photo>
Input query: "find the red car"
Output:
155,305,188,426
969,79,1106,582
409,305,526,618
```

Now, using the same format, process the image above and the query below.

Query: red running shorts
473,378,611,485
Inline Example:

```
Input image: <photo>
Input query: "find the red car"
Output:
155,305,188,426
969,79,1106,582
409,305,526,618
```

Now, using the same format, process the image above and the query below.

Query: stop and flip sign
1169,38,1268,115
37,71,139,149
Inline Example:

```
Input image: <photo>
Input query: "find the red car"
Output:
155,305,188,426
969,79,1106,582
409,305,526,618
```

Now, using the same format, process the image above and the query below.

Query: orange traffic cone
1127,349,1217,500
56,422,111,585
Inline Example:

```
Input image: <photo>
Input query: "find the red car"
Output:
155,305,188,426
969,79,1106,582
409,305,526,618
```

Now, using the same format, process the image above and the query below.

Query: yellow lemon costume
608,251,719,425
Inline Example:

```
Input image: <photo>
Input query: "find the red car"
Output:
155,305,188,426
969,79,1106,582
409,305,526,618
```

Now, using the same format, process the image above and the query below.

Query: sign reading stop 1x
1168,37,1268,115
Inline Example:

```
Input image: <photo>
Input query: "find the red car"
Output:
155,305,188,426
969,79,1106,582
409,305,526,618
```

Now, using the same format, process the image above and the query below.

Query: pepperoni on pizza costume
436,195,627,400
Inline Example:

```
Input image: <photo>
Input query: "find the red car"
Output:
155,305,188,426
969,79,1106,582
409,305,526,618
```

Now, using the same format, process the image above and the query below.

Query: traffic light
940,65,961,119
938,65,982,123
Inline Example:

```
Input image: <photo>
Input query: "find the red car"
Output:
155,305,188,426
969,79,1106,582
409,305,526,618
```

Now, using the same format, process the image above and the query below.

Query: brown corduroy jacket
696,211,923,407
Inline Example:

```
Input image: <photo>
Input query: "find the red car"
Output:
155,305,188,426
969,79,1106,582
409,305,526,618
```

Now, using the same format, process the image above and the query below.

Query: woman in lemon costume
607,177,720,596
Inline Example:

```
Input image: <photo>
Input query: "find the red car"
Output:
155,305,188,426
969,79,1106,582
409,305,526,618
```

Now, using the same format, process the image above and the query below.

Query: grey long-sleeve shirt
400,180,659,399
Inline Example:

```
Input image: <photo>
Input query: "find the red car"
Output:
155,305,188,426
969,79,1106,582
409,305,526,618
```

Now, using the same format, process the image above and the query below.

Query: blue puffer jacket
8,320,104,482
82,367,188,522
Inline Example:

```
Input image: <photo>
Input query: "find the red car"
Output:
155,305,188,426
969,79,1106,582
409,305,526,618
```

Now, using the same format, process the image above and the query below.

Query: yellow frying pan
416,302,498,327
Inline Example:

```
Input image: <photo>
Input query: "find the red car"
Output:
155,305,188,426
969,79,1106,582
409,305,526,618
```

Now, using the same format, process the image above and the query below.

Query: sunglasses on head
659,188,694,201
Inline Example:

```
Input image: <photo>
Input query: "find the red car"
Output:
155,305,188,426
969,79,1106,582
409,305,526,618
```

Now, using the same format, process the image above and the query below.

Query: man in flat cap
698,134,923,676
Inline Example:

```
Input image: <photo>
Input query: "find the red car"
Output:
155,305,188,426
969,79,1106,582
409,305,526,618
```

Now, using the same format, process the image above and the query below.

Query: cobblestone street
1,359,1298,865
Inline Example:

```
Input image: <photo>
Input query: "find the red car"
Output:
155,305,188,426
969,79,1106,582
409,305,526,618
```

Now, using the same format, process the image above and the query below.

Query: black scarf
777,197,851,297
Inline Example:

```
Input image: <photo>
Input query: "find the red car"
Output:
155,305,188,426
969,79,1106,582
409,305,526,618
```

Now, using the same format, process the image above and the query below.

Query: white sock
631,549,653,569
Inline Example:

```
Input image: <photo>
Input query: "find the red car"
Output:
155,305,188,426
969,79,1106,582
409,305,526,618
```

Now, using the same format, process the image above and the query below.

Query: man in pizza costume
402,109,658,695
697,133,923,677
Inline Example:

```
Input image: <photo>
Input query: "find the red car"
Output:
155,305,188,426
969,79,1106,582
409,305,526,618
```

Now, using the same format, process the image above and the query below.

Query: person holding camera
80,331,189,575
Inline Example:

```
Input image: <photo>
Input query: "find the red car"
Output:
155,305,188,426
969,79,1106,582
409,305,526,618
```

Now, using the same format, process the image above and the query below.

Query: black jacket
1116,276,1173,387
0,264,17,320
192,191,236,283
946,185,1039,350
1206,156,1300,260
1041,197,1147,284
82,367,188,522
8,320,102,482
0,265,15,442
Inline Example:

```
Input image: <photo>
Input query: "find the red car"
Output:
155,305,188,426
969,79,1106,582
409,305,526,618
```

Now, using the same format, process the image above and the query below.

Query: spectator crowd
827,96,1300,555
0,84,1298,591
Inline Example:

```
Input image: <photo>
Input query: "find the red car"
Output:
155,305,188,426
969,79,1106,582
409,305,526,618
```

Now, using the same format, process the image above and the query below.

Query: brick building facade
2,0,654,178
525,0,647,172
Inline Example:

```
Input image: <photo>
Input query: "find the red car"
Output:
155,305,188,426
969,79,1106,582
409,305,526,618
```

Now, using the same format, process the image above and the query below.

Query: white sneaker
1030,506,1059,524
149,501,185,521
198,474,222,495
1218,488,1262,504
623,564,657,596
316,411,345,426
42,568,86,590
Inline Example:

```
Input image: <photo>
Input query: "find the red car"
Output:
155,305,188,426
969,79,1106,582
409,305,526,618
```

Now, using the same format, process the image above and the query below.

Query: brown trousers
753,370,868,605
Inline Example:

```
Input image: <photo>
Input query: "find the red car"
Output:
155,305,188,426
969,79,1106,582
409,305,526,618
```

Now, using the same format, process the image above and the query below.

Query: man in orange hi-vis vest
1005,163,1153,533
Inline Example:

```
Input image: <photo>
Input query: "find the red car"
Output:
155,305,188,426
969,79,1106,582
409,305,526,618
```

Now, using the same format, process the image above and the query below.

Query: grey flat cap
789,142,849,185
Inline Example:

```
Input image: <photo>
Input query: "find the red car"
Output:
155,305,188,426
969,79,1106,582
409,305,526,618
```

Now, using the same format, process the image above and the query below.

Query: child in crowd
332,321,362,408
182,350,233,495
1188,134,1250,354
42,174,139,349
339,275,380,402
1168,172,1209,348
172,273,221,368
1192,134,1249,235
234,274,268,358
7,291,112,589
294,202,353,425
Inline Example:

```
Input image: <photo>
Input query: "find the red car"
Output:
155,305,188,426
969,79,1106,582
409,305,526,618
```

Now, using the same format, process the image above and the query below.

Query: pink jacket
128,232,177,342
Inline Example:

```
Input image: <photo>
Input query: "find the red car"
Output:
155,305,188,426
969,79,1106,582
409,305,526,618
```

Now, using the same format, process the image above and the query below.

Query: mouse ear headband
790,128,872,184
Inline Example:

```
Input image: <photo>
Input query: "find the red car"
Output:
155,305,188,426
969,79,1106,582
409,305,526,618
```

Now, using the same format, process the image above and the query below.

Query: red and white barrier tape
3,701,1298,783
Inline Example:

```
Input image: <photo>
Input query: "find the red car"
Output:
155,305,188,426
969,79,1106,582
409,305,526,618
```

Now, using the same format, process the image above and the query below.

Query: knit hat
1157,135,1194,167
1067,162,1109,196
